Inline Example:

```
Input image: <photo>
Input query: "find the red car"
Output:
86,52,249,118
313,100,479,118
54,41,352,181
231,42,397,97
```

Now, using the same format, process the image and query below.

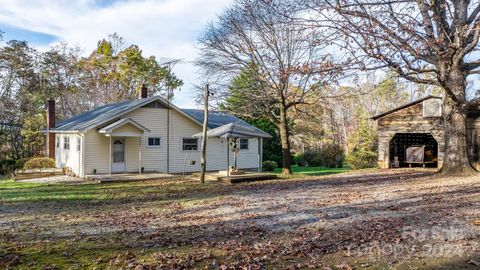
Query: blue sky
0,0,233,108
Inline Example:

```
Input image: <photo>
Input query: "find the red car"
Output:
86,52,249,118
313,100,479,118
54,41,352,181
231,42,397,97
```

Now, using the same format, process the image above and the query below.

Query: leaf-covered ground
1,169,479,269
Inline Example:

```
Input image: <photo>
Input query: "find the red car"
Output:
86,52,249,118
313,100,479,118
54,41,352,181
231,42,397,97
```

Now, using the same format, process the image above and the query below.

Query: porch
98,118,150,175
86,172,176,182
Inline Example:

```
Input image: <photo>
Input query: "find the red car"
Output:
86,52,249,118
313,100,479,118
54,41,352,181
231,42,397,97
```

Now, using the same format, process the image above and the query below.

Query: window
56,135,60,148
240,138,249,150
147,137,161,147
63,136,70,150
182,138,198,150
76,137,81,152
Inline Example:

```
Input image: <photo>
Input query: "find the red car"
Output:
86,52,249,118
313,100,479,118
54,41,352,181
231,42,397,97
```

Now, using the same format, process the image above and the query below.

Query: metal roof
193,122,272,139
53,97,266,136
54,97,158,131
182,109,252,129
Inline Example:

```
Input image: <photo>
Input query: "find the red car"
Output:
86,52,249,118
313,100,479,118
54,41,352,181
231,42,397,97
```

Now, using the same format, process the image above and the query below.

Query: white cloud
0,0,233,108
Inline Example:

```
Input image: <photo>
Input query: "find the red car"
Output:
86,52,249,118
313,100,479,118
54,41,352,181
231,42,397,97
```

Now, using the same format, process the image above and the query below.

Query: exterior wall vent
423,98,442,117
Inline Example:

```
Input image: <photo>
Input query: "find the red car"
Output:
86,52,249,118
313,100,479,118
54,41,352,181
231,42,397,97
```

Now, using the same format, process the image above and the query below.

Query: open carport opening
389,133,438,168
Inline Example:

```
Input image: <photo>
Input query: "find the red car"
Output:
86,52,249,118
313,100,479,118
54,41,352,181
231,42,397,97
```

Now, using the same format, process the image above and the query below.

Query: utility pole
200,84,209,183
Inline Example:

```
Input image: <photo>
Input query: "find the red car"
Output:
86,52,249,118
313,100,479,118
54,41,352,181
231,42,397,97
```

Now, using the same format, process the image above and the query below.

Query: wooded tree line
0,33,182,160
197,0,480,175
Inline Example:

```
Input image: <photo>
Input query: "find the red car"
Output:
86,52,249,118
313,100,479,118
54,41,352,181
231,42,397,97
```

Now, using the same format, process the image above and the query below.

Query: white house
44,88,271,178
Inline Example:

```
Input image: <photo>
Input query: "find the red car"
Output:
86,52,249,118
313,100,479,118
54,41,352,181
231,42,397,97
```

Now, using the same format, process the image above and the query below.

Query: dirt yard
1,169,479,269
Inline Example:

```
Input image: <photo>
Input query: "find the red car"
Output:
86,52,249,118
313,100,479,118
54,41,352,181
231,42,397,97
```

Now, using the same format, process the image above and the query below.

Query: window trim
239,138,249,150
182,138,199,151
63,136,70,150
146,137,161,148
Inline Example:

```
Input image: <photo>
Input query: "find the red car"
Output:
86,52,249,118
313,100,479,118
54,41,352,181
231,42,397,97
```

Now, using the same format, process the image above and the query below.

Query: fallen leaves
2,169,480,269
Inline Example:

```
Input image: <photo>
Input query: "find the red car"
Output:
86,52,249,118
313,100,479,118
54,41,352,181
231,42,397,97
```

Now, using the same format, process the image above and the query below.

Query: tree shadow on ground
1,169,479,269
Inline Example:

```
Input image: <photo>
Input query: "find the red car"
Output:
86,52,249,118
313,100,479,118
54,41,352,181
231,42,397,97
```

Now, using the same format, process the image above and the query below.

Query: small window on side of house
77,137,81,152
182,138,198,151
240,138,249,150
147,137,161,147
64,136,70,150
56,135,60,148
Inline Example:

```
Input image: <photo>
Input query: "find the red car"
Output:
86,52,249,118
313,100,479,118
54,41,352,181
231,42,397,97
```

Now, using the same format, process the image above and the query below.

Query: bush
322,144,345,168
262,160,278,171
296,144,345,168
0,159,16,175
15,158,32,170
299,149,323,167
23,157,56,170
346,148,377,169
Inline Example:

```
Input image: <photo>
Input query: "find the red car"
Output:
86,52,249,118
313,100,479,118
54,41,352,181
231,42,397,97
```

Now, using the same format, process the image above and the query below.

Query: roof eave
371,95,442,120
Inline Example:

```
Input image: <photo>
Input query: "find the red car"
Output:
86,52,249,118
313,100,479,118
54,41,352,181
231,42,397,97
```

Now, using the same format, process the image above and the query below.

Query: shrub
296,144,345,168
346,148,377,169
0,159,16,175
262,160,277,171
300,149,323,167
15,158,32,170
322,144,345,168
23,157,56,170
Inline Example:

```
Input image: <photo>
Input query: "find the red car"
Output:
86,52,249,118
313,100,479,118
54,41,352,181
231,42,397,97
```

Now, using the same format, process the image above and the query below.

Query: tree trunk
278,106,292,175
441,73,477,175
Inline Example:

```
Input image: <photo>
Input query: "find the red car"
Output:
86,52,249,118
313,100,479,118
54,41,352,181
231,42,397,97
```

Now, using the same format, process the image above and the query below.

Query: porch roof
98,118,150,137
193,122,271,139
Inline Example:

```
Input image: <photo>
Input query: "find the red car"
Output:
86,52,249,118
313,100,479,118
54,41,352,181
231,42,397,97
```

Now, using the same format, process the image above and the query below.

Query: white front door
111,139,126,173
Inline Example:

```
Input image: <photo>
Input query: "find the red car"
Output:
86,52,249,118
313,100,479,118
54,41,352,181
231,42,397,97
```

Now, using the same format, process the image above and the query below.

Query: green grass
272,165,349,176
0,178,219,203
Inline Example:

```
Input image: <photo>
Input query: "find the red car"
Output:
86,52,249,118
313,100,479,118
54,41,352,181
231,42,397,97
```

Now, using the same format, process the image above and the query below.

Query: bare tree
197,0,342,174
299,0,480,174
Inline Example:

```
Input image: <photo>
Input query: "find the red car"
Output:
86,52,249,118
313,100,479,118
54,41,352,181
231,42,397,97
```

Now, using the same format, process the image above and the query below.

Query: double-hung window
182,138,198,150
76,137,81,152
239,138,249,150
147,137,161,147
64,137,70,150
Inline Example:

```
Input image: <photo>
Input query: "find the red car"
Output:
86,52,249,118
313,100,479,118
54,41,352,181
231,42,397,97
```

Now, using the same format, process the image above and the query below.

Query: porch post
139,136,142,174
109,136,112,175
227,138,230,182
258,138,262,173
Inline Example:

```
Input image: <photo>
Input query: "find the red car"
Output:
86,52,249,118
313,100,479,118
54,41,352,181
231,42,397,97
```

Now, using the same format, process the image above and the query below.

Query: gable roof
371,95,442,120
98,118,150,134
53,96,202,132
52,96,264,135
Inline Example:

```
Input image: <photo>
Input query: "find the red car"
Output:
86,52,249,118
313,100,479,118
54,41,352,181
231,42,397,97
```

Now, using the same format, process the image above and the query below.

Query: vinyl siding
55,133,82,176
124,107,168,172
80,104,262,175
84,130,110,174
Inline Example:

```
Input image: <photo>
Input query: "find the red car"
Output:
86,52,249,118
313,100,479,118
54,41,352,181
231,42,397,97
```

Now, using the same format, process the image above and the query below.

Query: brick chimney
46,99,56,159
140,84,148,99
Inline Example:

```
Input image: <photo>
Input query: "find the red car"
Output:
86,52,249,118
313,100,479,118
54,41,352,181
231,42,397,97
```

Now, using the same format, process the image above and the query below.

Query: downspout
139,136,142,174
227,138,230,182
257,138,261,173
109,136,112,175
78,132,85,178
260,138,263,172
167,102,170,173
